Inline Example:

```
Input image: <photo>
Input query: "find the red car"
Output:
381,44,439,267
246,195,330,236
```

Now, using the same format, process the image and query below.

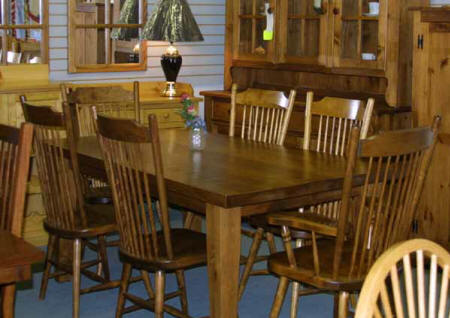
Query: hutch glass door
332,0,385,69
234,0,273,61
283,0,327,64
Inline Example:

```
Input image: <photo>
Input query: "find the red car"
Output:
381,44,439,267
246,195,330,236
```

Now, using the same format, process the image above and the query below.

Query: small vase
189,127,206,150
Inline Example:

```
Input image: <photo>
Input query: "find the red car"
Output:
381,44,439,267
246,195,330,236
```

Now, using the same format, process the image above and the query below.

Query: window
0,0,48,64
68,0,147,73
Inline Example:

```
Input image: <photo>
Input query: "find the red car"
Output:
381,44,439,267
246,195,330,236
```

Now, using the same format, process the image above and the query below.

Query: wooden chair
355,238,449,318
62,82,141,138
0,123,33,317
239,92,375,305
20,101,119,318
96,113,207,318
267,117,440,318
61,83,140,204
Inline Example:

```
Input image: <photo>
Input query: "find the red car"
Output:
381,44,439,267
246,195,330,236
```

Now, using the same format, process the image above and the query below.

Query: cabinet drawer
141,107,184,126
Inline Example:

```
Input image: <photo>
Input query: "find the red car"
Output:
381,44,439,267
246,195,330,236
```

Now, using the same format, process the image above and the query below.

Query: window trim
0,0,49,65
68,0,147,73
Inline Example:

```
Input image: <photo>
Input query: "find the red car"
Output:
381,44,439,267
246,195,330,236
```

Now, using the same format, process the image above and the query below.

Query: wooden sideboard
411,7,450,247
0,68,200,245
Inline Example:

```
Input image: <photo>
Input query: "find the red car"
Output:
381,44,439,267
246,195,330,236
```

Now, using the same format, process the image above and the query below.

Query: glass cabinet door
332,0,386,69
233,0,274,61
282,0,327,64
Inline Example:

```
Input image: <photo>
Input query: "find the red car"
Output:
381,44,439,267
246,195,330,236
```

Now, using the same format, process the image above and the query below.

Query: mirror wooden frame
68,0,147,73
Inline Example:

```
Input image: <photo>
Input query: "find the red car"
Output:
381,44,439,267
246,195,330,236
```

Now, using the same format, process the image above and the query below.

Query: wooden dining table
69,128,367,318
0,230,44,317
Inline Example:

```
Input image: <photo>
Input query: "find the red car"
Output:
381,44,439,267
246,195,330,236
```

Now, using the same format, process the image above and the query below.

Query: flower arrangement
179,94,206,130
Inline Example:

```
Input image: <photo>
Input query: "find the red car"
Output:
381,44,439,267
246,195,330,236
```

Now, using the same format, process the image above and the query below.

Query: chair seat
85,186,113,204
248,212,314,240
119,228,207,272
43,203,117,239
268,239,364,292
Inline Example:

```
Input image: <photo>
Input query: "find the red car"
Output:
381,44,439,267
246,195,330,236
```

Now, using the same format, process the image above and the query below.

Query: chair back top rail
0,122,33,236
96,113,174,262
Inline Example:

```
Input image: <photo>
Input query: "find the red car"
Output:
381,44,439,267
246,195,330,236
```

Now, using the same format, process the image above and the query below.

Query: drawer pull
163,113,170,119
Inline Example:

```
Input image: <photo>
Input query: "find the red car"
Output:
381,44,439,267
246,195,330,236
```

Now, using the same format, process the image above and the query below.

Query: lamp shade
142,0,203,42
111,0,139,41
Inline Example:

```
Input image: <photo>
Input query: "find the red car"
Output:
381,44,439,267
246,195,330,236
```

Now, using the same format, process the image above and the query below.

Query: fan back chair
267,117,440,318
20,101,119,318
239,92,374,310
0,123,34,317
96,113,207,318
355,238,449,318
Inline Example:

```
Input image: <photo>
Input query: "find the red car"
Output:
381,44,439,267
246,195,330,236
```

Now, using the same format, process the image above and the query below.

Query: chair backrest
229,84,296,145
355,239,450,318
0,123,33,236
20,99,86,231
303,93,374,155
333,117,440,280
96,113,174,261
63,82,140,138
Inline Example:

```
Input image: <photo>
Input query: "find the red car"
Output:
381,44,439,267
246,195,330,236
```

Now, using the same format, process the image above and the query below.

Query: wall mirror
69,0,147,73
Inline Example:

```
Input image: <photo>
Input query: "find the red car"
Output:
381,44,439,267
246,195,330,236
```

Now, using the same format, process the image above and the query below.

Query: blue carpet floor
15,211,335,317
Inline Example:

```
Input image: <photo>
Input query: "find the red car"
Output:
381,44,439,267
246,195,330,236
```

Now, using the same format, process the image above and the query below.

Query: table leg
206,204,241,318
1,284,16,318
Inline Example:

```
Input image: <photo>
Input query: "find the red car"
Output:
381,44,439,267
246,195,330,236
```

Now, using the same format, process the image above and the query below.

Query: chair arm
266,211,338,237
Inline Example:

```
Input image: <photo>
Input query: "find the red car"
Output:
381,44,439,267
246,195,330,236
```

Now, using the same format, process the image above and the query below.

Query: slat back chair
63,82,140,138
268,117,440,318
303,93,374,155
20,100,117,318
303,93,374,221
96,113,207,318
230,84,296,145
0,123,33,236
97,114,172,262
21,101,86,231
0,123,34,318
355,239,450,318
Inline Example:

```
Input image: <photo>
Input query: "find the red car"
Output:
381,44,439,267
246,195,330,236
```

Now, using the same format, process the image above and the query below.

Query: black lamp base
160,43,182,97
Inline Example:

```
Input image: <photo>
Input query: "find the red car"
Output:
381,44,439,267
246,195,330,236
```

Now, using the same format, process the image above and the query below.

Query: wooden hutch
200,0,450,246
201,0,430,148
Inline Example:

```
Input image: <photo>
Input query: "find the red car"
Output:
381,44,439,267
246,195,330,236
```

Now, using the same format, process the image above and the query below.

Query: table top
0,231,43,271
74,129,367,209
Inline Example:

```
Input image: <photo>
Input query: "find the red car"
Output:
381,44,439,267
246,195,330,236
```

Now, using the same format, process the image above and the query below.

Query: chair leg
1,284,16,318
39,234,57,300
238,227,264,300
97,235,110,281
175,270,188,314
115,263,132,318
155,271,165,318
289,239,304,318
270,277,289,318
337,291,349,318
140,270,155,299
73,239,82,318
266,232,277,254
